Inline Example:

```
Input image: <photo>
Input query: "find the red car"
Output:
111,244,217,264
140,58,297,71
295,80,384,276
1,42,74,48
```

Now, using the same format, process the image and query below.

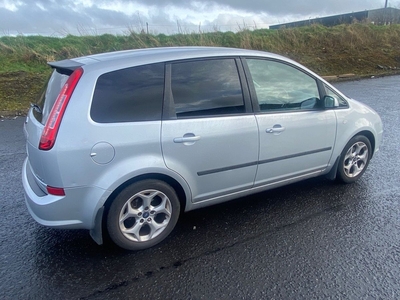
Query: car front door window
247,59,320,111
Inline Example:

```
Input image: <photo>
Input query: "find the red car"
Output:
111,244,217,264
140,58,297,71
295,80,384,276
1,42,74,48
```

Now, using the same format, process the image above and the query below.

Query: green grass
1,23,400,114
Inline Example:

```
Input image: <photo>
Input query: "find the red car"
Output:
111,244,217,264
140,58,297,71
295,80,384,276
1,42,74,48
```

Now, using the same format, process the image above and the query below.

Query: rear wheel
107,179,180,250
337,135,371,183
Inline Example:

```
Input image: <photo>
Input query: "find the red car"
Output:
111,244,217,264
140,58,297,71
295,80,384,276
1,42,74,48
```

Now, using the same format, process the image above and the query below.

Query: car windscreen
33,69,69,124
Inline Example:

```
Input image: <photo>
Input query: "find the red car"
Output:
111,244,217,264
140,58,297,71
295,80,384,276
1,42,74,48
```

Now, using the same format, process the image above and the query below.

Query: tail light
39,67,84,150
47,186,65,196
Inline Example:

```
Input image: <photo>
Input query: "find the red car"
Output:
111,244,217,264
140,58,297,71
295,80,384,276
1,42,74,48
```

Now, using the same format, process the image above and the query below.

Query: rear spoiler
48,59,84,75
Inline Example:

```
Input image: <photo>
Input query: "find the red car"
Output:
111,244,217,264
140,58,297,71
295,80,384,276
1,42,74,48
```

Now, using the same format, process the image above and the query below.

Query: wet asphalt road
1,76,399,299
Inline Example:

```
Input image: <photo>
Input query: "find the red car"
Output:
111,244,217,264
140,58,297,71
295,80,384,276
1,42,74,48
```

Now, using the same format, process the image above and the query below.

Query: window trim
323,85,349,109
162,57,253,120
241,57,325,114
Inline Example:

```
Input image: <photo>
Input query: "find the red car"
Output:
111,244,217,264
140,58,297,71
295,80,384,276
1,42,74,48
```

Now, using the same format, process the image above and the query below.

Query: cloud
0,0,399,35
94,0,386,16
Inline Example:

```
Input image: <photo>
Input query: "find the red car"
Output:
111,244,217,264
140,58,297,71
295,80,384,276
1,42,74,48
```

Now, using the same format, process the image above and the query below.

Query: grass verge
1,23,400,115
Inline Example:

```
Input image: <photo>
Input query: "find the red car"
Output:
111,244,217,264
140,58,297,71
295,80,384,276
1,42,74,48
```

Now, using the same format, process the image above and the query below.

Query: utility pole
385,0,388,8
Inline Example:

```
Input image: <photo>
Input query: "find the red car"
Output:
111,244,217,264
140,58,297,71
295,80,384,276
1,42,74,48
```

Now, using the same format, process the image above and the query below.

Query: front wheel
337,135,372,184
107,179,180,250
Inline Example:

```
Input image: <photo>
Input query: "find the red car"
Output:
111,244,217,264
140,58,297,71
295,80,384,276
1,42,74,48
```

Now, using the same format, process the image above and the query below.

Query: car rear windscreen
34,69,69,124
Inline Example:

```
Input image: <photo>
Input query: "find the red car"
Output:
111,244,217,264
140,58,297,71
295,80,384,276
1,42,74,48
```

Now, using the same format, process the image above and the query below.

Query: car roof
82,47,282,63
49,47,290,72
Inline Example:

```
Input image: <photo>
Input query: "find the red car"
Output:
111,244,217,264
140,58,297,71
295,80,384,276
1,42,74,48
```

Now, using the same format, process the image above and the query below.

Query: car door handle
266,125,285,134
173,135,201,143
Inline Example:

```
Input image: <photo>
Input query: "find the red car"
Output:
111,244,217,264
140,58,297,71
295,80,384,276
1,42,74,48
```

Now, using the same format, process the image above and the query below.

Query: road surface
1,75,399,299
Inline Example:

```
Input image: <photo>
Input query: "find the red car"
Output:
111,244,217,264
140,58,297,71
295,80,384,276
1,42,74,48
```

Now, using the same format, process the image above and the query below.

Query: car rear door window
246,59,320,112
170,59,245,118
91,63,164,123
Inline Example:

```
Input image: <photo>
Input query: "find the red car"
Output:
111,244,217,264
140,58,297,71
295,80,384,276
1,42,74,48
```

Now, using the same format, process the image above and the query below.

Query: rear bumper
22,157,110,230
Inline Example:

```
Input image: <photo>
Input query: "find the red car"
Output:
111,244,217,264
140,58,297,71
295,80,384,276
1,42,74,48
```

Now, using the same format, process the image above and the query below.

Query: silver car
22,47,383,250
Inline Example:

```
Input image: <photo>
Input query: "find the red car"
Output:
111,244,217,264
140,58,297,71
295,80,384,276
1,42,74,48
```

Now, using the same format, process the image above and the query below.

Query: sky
1,0,399,36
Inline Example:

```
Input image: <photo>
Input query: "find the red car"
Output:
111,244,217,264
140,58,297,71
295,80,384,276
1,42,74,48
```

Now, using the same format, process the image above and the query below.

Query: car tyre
107,179,180,250
337,135,371,184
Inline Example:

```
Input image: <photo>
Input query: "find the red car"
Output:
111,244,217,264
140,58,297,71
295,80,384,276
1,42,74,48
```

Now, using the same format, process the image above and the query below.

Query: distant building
270,7,400,29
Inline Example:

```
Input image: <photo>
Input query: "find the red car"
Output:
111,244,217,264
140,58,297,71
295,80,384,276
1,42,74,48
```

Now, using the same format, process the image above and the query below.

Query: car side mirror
324,95,339,108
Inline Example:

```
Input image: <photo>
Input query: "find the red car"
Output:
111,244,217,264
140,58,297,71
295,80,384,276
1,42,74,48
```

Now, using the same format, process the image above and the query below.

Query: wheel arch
94,173,188,246
355,130,375,159
103,173,188,218
327,130,375,182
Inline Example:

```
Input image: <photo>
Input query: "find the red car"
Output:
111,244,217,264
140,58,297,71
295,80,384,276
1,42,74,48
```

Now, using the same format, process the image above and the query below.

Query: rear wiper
30,103,42,114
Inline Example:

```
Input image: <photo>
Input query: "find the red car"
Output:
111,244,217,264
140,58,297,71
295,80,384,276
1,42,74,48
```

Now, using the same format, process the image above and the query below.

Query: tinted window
171,59,244,118
91,63,164,123
246,59,320,111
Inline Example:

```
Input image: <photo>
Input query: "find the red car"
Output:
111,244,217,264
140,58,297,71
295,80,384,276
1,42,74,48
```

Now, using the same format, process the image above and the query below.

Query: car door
244,58,337,186
161,58,259,202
